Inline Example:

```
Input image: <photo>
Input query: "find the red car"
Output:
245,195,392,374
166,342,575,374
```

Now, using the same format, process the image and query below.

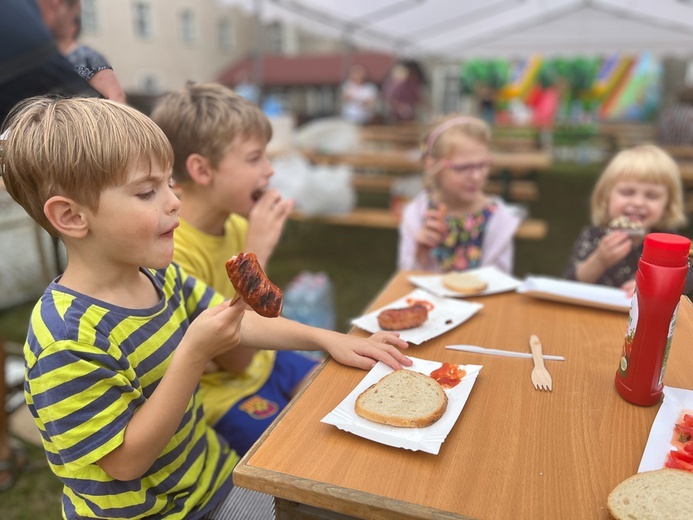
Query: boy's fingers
228,295,249,313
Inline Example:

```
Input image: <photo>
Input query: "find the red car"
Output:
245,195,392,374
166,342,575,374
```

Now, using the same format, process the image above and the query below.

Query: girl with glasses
397,114,521,273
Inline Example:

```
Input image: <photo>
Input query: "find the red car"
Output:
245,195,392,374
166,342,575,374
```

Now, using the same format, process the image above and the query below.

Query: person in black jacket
0,0,95,124
0,0,96,492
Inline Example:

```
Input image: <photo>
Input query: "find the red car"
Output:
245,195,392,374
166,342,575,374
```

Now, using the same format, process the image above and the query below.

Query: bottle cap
642,233,691,267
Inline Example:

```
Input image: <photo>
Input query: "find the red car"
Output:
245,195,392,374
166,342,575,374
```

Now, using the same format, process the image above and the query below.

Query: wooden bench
662,145,693,161
599,122,656,151
290,208,548,240
302,149,552,175
359,124,543,153
302,149,551,202
351,173,539,201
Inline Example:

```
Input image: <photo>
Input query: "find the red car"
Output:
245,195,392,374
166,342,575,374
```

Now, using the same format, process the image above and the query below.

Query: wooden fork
529,335,553,391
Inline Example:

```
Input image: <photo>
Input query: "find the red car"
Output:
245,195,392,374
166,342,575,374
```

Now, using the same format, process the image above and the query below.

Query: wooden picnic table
234,270,693,519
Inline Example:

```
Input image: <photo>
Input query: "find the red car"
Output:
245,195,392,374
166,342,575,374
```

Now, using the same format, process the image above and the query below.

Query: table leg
275,497,361,520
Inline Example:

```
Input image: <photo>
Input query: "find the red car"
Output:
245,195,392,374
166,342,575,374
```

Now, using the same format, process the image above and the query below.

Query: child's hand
180,298,246,365
324,331,412,371
595,231,633,268
247,189,294,267
415,203,448,266
621,279,636,299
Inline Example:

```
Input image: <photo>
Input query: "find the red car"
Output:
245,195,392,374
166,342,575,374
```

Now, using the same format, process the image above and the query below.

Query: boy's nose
168,188,181,213
264,158,275,177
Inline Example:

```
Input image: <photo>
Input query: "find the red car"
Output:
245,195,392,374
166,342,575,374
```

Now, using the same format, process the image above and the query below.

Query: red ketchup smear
430,362,466,389
405,298,434,311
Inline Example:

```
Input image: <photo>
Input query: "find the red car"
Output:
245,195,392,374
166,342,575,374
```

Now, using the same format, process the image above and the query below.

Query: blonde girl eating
397,114,520,273
563,144,688,294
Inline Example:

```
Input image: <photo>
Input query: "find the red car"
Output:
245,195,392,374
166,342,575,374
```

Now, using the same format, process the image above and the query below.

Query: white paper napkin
639,386,693,472
350,288,483,345
321,357,483,455
517,276,632,312
409,266,522,298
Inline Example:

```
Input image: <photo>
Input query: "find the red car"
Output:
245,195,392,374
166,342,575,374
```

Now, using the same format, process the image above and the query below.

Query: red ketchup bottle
615,233,691,406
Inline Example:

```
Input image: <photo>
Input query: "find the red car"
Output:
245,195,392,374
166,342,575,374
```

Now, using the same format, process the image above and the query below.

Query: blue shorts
214,351,319,457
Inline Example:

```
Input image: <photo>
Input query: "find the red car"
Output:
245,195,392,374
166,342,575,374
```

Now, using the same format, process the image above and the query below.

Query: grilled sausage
225,252,283,317
377,304,428,331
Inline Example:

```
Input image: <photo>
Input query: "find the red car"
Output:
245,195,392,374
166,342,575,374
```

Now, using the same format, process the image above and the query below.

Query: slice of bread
607,468,693,520
441,271,488,294
354,370,448,428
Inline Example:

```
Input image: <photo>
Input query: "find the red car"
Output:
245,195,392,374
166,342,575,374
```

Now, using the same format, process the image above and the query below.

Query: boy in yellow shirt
151,82,409,456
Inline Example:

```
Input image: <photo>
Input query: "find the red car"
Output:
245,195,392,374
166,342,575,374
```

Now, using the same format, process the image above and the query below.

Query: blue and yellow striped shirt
24,264,238,519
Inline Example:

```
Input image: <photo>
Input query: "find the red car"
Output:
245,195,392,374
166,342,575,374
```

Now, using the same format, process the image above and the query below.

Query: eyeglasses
441,160,491,175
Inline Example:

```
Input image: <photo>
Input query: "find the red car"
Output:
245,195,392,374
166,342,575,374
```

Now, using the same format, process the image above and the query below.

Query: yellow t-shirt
173,215,276,425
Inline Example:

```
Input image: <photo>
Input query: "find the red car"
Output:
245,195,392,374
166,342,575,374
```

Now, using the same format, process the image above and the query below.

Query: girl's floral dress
431,202,497,272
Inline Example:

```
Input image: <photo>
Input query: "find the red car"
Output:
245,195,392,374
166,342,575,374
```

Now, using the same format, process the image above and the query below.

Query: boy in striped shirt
0,96,410,519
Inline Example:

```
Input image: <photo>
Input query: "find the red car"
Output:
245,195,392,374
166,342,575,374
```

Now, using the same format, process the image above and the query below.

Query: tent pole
252,0,264,94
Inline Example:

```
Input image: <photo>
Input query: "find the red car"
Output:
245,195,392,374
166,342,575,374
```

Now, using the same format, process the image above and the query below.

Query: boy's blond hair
1,96,173,236
591,144,687,229
150,82,272,184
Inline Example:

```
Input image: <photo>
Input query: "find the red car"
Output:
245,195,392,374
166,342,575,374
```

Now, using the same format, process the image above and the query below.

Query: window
133,1,153,39
266,23,283,53
218,19,234,52
141,74,161,95
81,0,98,33
180,9,196,45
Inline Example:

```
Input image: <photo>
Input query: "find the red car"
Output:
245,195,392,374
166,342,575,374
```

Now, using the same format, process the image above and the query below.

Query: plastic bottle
614,233,691,406
281,271,336,330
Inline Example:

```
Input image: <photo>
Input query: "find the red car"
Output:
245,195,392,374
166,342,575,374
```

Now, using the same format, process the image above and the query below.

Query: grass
0,161,605,517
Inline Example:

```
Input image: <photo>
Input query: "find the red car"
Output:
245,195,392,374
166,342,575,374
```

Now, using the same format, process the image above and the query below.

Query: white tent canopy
223,0,693,59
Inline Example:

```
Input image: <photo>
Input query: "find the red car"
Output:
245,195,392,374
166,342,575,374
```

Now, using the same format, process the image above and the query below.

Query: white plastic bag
294,117,359,154
270,154,356,216
301,164,355,216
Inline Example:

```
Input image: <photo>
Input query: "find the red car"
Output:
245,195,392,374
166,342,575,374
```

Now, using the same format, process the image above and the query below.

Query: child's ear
186,153,213,186
44,196,89,238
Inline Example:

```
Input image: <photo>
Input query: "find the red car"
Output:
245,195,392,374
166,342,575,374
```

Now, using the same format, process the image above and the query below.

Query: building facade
78,0,343,99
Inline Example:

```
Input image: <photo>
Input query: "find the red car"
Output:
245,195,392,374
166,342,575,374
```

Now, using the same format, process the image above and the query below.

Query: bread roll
441,271,488,294
607,468,693,520
354,370,448,428
608,216,645,237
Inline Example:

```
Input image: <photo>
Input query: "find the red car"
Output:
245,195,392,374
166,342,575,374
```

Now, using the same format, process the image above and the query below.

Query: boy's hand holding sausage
177,298,246,371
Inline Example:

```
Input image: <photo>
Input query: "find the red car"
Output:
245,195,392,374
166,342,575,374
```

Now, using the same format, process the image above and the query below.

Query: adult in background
340,64,378,125
0,0,95,123
0,0,94,491
657,86,693,146
382,61,424,124
57,16,127,103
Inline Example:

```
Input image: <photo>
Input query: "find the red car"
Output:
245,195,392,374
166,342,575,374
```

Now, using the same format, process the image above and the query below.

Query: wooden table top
234,271,693,520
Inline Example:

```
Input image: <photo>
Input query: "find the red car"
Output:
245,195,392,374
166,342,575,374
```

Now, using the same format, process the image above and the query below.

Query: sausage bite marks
225,252,283,317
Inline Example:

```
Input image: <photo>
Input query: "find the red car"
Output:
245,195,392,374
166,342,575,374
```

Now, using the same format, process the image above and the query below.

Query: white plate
516,276,632,313
351,288,483,345
409,266,522,298
321,357,482,455
639,386,693,472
